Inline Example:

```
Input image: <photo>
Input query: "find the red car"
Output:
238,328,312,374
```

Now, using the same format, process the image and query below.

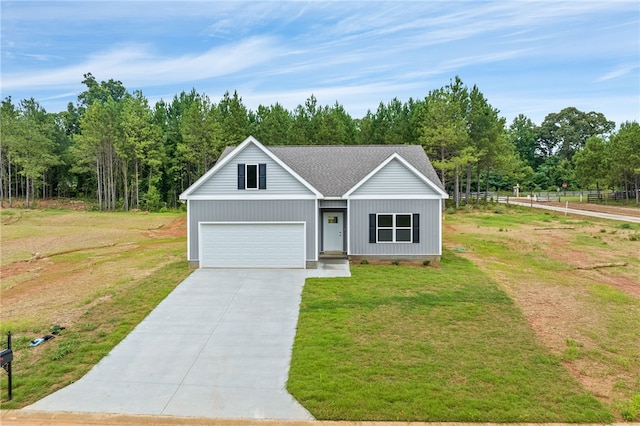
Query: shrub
423,260,431,267
144,185,162,212
360,259,369,265
391,260,400,266
492,204,506,214
619,393,640,421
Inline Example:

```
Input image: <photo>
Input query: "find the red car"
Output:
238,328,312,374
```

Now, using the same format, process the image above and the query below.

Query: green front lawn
288,254,613,422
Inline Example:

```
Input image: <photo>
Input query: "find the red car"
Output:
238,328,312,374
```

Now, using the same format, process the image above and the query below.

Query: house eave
346,194,448,200
342,152,449,199
181,194,319,201
179,136,324,199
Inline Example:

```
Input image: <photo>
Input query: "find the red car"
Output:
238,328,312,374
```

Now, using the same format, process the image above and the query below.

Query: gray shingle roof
219,143,443,197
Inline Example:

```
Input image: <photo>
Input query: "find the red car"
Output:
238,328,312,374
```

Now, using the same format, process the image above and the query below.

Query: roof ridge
267,144,422,148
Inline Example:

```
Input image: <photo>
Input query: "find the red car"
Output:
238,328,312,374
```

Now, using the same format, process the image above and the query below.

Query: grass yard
0,207,191,408
444,205,640,421
288,259,613,422
289,204,639,422
2,203,638,421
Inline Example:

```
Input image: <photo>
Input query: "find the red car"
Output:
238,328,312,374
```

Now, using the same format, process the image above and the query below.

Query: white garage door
199,222,306,268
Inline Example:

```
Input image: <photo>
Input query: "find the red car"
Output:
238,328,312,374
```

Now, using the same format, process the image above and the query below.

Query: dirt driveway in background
507,198,640,222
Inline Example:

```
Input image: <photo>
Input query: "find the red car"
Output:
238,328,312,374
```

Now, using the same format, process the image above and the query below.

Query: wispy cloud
1,1,638,125
596,64,639,82
1,37,281,90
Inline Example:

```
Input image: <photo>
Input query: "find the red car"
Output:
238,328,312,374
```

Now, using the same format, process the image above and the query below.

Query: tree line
1,73,638,210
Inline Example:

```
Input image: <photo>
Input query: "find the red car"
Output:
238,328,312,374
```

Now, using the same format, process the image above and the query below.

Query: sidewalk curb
2,410,635,426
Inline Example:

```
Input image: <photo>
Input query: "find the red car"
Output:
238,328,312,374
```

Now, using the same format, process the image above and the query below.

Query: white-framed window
376,213,412,243
245,164,258,189
237,163,266,190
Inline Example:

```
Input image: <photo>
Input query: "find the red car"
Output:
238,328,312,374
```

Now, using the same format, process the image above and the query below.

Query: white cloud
596,64,639,82
1,37,282,91
237,81,425,117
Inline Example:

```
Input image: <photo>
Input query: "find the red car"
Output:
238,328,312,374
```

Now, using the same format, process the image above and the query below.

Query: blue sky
1,1,639,126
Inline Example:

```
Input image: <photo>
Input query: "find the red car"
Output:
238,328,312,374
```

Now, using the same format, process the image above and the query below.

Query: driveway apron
26,268,316,419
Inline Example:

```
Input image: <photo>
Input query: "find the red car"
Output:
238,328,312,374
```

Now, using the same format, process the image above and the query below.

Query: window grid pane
378,229,393,242
396,229,411,242
396,214,411,228
246,165,258,189
377,215,393,227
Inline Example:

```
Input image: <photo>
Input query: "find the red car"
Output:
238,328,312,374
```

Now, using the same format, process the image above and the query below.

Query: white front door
322,212,343,252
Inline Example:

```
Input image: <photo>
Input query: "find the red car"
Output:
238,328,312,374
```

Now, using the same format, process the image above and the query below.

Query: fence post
1,331,12,401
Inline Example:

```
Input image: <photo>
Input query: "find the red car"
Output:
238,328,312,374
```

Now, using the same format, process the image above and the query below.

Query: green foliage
537,107,614,161
618,393,640,421
3,75,637,212
509,114,541,168
143,185,162,212
573,136,609,190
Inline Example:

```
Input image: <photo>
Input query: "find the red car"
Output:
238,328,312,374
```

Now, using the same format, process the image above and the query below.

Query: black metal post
7,331,11,401
1,331,12,401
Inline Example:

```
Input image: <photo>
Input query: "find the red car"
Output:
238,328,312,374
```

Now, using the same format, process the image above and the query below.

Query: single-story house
179,136,448,269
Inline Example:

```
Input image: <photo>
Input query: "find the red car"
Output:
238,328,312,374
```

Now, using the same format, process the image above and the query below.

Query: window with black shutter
370,213,419,243
238,163,267,190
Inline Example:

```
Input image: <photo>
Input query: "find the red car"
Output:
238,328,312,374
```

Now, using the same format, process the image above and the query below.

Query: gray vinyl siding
351,158,439,196
349,199,441,255
189,199,316,261
192,144,314,197
319,200,347,208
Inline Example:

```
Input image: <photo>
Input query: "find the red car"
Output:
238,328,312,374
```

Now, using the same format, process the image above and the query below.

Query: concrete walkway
25,261,350,420
503,200,640,223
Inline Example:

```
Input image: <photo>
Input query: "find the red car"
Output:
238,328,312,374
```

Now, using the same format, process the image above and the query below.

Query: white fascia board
186,199,192,260
346,198,351,255
179,135,323,199
348,194,446,200
438,199,443,255
342,153,449,199
178,137,254,199
313,198,319,261
249,136,322,197
248,136,323,197
184,194,318,201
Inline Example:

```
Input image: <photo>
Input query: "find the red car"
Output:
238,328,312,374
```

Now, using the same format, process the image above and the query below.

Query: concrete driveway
26,263,349,419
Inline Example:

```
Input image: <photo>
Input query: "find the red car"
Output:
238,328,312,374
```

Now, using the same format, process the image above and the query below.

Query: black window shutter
237,164,245,189
369,214,376,243
412,213,420,243
258,163,267,189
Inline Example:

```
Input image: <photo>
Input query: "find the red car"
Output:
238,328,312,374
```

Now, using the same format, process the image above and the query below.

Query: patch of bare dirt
581,270,640,298
1,198,91,211
0,212,186,332
145,216,187,239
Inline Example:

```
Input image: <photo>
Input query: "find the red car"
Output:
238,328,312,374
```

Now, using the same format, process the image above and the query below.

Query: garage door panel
199,222,305,269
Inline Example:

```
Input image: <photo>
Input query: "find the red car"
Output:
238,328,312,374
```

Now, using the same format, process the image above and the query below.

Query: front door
322,212,344,252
